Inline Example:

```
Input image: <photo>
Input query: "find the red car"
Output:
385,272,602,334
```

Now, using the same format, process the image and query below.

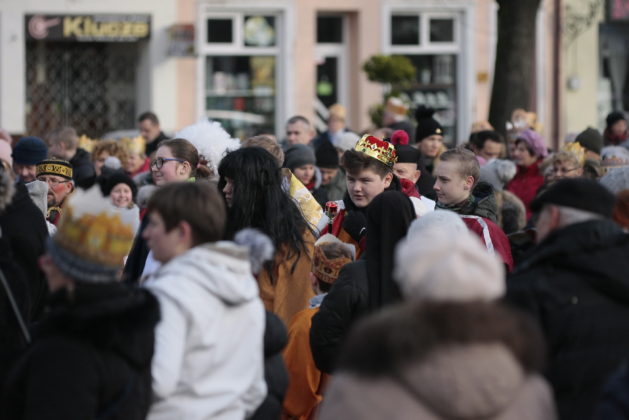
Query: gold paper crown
78,135,97,153
354,135,398,167
54,187,135,269
312,234,355,284
121,135,146,155
561,142,586,166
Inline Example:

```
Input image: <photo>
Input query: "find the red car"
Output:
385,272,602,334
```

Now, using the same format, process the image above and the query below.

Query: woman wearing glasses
124,138,204,283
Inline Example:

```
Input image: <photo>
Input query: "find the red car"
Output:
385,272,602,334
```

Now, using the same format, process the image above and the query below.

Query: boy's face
393,162,420,184
346,168,393,208
433,161,474,206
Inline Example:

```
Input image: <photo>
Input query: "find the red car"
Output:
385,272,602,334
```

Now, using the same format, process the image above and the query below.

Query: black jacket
310,260,369,374
123,215,150,284
0,182,48,320
250,311,289,420
0,282,160,420
506,219,629,420
70,148,96,189
145,132,169,157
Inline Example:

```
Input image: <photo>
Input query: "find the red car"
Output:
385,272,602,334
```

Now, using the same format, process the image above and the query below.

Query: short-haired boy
433,147,513,271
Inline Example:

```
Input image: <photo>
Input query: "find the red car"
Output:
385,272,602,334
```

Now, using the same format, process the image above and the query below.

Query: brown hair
438,147,481,185
49,126,78,149
147,181,226,246
242,135,284,167
92,140,128,165
341,149,391,178
157,138,200,178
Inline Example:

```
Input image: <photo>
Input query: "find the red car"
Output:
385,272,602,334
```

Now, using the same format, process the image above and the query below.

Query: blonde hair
92,140,128,164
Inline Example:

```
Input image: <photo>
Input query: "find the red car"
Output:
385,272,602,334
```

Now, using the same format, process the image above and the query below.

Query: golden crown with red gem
354,134,398,167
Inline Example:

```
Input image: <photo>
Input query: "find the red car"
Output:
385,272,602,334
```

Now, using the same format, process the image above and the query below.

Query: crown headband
312,245,353,284
36,159,73,180
354,135,398,167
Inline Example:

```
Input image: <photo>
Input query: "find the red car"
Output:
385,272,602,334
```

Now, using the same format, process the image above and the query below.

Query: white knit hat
395,212,505,302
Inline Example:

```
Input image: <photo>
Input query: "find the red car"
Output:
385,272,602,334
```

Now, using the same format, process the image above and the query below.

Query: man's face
286,121,313,146
611,119,628,136
393,162,420,184
320,167,338,185
13,163,37,182
418,135,443,158
138,119,161,143
346,168,393,208
37,175,73,207
433,161,473,206
478,140,503,161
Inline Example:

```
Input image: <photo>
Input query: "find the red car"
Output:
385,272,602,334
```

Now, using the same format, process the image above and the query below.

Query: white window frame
197,3,289,135
382,1,476,145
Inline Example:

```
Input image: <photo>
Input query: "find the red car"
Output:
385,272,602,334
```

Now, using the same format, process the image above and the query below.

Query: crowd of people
1,100,629,420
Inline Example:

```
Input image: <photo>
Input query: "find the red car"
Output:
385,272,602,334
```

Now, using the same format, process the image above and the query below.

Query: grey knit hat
284,144,316,170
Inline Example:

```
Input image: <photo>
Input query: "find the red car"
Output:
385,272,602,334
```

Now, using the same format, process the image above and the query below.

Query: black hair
138,111,159,125
218,147,313,275
469,130,504,150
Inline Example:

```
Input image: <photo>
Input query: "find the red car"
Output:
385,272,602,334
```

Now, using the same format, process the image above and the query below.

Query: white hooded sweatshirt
145,242,267,420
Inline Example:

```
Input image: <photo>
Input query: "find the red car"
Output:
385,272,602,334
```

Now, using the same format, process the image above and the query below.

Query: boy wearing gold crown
122,136,151,178
1,186,160,419
35,158,75,225
325,135,430,256
282,234,355,420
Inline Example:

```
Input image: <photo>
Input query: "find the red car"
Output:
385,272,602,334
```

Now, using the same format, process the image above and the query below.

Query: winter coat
321,169,346,202
145,131,169,157
318,301,556,420
0,235,30,383
0,282,159,420
307,167,329,207
594,363,629,420
145,242,267,420
257,229,316,326
69,147,96,189
250,311,289,420
506,219,629,420
0,182,48,320
506,159,544,220
123,215,150,283
310,260,369,374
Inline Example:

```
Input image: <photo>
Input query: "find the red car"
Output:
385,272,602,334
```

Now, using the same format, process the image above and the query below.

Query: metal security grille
25,41,138,138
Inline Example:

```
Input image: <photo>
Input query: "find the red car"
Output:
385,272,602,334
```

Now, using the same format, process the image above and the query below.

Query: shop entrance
25,41,140,138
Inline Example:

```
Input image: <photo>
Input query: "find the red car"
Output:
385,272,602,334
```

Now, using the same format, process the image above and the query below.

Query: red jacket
462,215,514,272
506,160,544,220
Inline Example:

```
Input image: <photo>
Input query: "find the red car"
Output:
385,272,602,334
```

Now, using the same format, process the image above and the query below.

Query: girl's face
418,135,443,158
151,146,190,186
222,177,234,208
513,142,538,167
126,152,146,173
94,152,110,176
293,164,315,186
110,183,133,208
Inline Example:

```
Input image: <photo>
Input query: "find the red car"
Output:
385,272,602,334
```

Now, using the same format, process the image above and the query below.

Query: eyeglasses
552,166,579,175
150,157,185,170
38,176,71,187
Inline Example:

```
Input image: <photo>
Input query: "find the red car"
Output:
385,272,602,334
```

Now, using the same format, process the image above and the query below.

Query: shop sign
26,14,151,42
167,24,195,56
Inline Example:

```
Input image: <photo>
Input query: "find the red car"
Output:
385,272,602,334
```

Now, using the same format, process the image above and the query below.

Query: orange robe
282,307,329,420
257,230,316,326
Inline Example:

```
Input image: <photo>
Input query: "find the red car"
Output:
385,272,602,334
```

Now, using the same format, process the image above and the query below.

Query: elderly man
11,136,48,183
506,178,629,420
36,159,74,225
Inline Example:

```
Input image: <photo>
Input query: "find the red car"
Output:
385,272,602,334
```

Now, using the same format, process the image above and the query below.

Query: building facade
1,0,559,145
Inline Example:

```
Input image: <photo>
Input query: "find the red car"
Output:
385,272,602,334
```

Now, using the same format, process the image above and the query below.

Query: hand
342,211,367,242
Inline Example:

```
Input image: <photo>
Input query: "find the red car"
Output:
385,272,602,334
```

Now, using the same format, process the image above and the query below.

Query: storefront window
389,11,460,145
207,19,233,43
201,12,281,139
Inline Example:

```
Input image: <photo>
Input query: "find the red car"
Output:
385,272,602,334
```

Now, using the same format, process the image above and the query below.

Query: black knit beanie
315,140,339,168
99,171,138,201
575,127,603,155
415,106,443,143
